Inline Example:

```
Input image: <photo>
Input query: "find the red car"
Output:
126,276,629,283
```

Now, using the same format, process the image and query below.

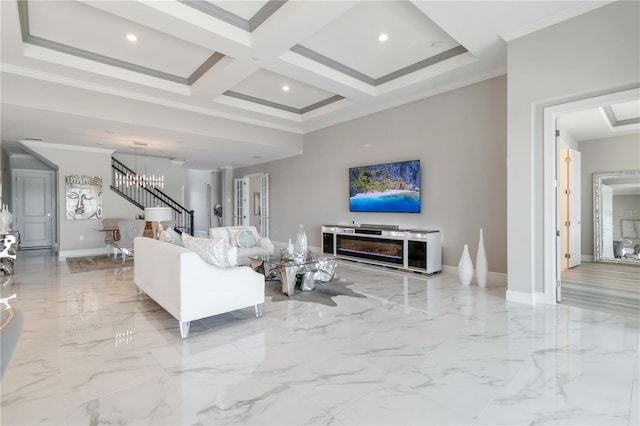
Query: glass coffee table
249,254,337,296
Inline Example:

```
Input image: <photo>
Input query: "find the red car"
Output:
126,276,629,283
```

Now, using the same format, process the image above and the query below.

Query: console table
322,225,441,274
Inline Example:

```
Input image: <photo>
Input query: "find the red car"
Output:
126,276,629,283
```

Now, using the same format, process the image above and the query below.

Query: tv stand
322,225,441,274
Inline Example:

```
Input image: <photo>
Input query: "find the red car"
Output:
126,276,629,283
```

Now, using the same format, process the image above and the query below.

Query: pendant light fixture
115,142,164,189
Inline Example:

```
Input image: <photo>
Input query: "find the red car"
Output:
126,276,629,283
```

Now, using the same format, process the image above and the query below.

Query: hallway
561,261,640,319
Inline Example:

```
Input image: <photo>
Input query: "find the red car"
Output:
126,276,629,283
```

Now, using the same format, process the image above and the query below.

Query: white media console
322,224,442,274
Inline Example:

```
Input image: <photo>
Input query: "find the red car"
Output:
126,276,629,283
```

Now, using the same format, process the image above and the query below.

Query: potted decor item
0,204,13,233
458,244,473,286
295,224,307,254
476,228,488,288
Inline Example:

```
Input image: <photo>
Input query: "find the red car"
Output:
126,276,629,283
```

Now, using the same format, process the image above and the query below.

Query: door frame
12,168,57,250
543,88,640,304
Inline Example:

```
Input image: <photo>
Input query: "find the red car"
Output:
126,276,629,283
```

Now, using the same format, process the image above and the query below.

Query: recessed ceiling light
282,85,290,92
126,33,138,42
378,33,389,42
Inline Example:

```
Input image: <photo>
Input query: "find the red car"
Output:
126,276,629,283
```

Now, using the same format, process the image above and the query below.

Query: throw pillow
159,227,184,246
227,227,245,247
236,228,256,249
182,234,237,268
208,227,229,243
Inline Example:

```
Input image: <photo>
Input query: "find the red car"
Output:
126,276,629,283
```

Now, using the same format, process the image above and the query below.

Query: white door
14,170,55,248
567,149,581,267
233,177,249,226
260,173,269,238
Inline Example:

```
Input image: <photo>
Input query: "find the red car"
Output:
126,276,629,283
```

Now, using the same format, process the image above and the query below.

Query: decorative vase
295,224,307,254
0,204,13,233
476,228,488,288
458,244,472,286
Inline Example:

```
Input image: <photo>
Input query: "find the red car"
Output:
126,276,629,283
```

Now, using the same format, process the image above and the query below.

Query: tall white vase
476,228,488,288
458,244,473,286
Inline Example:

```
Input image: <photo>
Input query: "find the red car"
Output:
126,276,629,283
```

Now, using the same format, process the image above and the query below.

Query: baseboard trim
59,248,107,259
506,289,536,305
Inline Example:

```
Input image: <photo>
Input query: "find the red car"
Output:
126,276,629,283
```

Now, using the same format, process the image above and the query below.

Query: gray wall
112,153,185,204
184,168,216,236
507,1,640,295
613,194,640,242
237,76,508,273
580,134,640,256
22,142,142,254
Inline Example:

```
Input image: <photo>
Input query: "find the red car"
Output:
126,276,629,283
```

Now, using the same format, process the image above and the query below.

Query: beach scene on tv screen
349,160,420,213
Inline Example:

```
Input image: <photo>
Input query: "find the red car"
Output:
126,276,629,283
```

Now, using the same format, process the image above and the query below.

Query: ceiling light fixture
378,33,389,42
282,85,290,92
126,33,138,42
115,142,164,189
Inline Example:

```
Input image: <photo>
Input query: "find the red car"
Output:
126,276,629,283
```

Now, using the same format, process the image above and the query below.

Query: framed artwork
621,219,640,239
66,175,102,220
254,192,261,215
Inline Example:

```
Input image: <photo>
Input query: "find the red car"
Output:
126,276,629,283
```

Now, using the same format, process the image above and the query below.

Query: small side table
0,231,20,275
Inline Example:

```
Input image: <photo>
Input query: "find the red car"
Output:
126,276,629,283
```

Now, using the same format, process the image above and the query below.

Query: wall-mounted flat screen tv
349,160,420,213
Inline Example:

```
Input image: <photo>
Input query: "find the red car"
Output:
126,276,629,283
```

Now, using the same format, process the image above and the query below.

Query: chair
102,218,124,257
114,220,146,264
613,240,624,258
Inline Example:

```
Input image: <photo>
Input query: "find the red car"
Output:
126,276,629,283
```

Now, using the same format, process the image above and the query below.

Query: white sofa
133,237,265,338
209,226,274,264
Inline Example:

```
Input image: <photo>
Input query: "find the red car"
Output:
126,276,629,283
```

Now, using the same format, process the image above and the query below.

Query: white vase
458,244,473,286
295,224,307,254
476,228,488,288
0,204,13,233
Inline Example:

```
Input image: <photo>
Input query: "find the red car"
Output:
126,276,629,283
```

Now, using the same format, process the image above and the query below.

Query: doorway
13,169,56,249
544,88,640,312
234,173,269,238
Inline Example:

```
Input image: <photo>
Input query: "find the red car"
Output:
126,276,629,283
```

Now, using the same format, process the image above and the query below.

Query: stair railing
110,157,194,235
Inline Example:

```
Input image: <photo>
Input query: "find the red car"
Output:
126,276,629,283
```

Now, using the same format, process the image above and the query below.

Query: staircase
110,157,194,235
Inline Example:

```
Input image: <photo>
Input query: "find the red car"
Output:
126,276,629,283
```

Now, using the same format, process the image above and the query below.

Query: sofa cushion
237,228,256,248
160,227,183,246
208,227,230,244
182,234,237,268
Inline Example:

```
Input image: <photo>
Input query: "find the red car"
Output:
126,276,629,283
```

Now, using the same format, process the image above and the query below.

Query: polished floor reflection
1,251,639,425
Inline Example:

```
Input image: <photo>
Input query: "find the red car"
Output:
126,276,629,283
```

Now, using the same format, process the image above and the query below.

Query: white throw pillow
159,227,183,246
237,228,256,248
182,234,237,268
208,227,230,243
227,227,245,247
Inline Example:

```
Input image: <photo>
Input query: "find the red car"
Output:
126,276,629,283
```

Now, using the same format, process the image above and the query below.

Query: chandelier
115,142,164,189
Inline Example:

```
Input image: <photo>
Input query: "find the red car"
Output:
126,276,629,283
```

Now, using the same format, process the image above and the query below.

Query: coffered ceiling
0,0,614,169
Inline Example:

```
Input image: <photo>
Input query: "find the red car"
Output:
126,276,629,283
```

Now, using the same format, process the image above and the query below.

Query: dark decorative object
265,278,366,307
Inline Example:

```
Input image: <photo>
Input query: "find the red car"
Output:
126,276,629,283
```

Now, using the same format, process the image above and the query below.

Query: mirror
593,169,640,264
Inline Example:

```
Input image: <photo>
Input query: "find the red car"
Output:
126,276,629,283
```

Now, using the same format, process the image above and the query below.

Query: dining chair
114,220,146,264
102,218,124,257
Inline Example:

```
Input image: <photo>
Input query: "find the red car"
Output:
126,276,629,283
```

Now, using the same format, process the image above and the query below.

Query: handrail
110,157,194,235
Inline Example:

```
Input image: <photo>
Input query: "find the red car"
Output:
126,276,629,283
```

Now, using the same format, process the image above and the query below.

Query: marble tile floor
1,251,639,425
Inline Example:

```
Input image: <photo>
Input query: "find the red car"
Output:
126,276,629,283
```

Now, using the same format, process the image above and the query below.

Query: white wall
237,76,508,272
507,1,640,298
579,134,640,256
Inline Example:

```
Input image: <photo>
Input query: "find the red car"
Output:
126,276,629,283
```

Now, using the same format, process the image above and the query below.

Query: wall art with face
66,175,102,220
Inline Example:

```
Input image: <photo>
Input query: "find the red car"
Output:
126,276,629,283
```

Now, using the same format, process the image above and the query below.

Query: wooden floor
560,261,640,318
